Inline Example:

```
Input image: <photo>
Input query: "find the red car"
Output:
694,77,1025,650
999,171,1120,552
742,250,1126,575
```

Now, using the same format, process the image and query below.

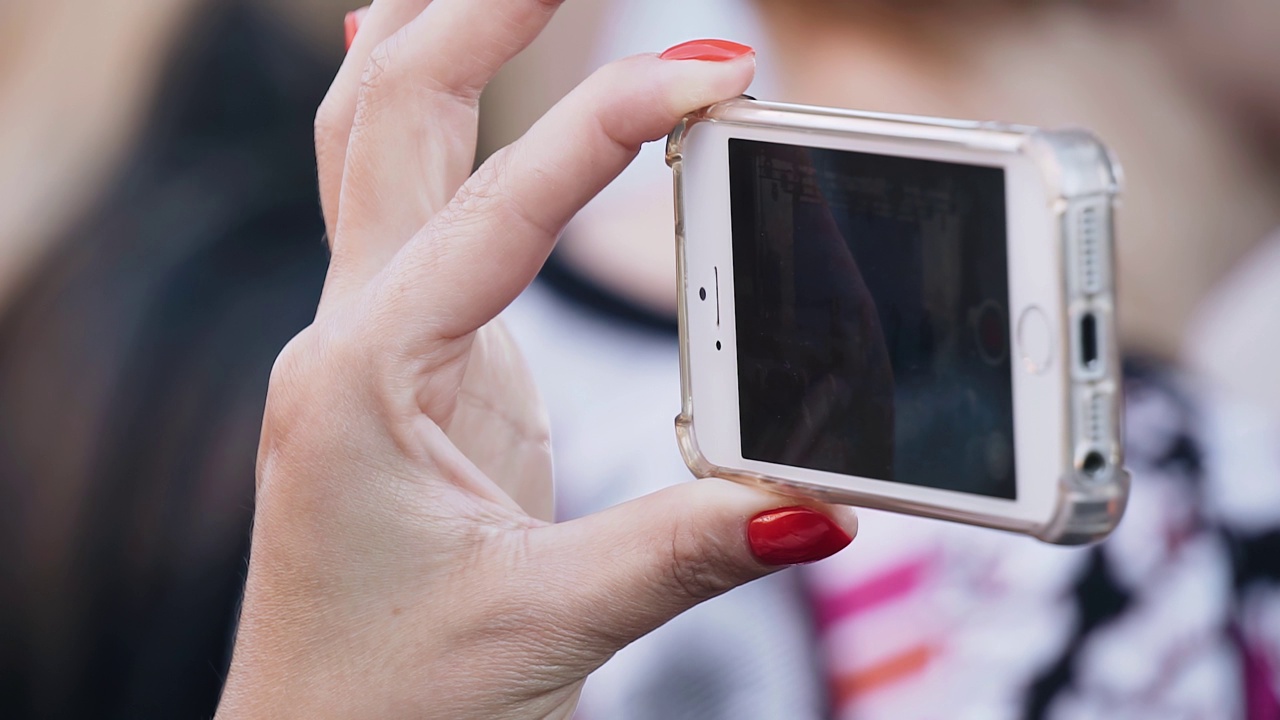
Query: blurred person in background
0,0,346,716
487,0,1280,718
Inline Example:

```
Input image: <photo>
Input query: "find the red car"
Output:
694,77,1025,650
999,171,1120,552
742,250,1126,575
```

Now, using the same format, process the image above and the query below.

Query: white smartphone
668,98,1128,545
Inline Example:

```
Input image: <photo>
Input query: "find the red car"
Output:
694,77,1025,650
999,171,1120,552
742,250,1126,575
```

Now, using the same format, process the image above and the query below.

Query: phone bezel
678,119,1066,526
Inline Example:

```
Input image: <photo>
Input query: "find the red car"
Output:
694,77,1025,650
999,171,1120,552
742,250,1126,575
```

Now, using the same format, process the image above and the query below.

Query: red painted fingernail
748,507,852,566
659,39,754,62
344,7,369,52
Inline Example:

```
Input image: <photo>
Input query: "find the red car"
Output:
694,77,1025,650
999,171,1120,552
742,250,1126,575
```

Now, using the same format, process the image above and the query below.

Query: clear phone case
667,98,1129,545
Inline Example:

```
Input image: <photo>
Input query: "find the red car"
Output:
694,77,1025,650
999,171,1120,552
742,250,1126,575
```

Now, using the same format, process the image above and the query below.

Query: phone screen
729,139,1016,499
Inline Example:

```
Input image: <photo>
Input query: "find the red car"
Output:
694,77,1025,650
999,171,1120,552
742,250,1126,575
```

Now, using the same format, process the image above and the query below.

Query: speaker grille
1077,204,1104,295
1082,390,1108,444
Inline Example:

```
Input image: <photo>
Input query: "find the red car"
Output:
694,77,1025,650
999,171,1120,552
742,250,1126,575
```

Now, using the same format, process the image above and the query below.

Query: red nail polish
659,39,754,62
344,8,367,52
748,507,852,566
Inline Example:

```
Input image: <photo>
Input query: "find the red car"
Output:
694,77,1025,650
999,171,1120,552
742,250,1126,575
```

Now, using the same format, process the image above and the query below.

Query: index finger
376,46,756,343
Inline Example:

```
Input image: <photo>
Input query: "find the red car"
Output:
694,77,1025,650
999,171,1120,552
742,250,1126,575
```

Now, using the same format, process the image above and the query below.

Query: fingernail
344,7,369,52
748,507,853,566
659,39,754,62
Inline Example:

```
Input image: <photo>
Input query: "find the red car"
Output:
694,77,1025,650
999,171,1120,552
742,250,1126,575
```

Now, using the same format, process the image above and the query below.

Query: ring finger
316,0,433,240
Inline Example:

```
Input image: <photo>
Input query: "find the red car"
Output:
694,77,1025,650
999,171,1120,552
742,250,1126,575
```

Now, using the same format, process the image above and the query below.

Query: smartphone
668,98,1128,544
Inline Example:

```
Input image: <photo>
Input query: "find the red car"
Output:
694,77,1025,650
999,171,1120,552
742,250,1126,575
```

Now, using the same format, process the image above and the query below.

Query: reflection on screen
730,139,1015,499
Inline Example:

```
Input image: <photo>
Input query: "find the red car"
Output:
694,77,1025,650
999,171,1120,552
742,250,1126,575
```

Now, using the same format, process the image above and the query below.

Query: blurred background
1,0,1278,718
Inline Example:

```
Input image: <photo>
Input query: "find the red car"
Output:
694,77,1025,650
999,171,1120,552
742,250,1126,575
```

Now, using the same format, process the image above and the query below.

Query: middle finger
324,0,567,303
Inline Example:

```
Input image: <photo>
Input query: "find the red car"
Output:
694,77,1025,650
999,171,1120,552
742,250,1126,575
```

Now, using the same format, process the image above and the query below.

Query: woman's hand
215,3,857,719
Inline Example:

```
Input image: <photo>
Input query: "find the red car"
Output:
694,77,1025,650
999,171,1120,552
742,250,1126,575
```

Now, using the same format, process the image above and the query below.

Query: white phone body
668,99,1128,544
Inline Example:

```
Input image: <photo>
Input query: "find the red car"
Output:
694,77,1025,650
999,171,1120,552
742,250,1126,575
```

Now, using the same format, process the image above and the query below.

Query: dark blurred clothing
0,5,331,717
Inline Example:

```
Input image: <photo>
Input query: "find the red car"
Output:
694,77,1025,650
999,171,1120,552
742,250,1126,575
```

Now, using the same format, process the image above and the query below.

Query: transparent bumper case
668,98,1129,545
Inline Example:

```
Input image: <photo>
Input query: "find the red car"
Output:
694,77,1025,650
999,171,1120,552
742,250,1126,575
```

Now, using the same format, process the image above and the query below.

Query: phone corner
667,108,714,168
666,121,690,168
1033,466,1131,546
1021,128,1124,202
674,412,718,479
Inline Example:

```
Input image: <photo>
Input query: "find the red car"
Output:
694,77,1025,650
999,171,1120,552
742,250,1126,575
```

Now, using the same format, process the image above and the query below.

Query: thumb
530,479,857,662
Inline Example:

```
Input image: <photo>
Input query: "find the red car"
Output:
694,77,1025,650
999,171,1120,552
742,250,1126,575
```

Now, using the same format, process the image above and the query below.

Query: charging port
1080,313,1099,371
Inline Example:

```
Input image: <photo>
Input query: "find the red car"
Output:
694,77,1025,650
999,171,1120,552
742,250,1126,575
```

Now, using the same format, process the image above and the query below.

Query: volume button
672,159,685,238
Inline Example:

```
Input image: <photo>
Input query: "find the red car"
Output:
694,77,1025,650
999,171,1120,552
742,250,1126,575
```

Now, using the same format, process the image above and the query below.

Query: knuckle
449,153,506,216
663,521,743,603
355,27,409,102
442,148,557,240
264,321,370,429
257,325,346,495
313,96,348,229
267,331,311,403
362,30,478,117
351,31,408,125
589,55,639,90
313,94,342,151
361,33,401,92
422,155,507,256
264,329,323,429
259,332,318,489
259,320,388,488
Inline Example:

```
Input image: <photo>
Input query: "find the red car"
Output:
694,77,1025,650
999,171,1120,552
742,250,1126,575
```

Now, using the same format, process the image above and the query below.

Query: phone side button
1017,305,1053,375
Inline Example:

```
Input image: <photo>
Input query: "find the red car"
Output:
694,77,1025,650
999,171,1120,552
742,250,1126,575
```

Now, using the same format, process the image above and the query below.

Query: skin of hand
213,3,857,719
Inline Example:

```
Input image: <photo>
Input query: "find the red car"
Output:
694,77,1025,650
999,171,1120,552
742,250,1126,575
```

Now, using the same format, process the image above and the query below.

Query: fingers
343,6,368,53
530,480,857,664
380,49,755,341
320,0,567,302
317,0,432,240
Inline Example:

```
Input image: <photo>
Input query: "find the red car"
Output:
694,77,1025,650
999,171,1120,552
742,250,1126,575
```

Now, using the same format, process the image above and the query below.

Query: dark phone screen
729,139,1016,499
